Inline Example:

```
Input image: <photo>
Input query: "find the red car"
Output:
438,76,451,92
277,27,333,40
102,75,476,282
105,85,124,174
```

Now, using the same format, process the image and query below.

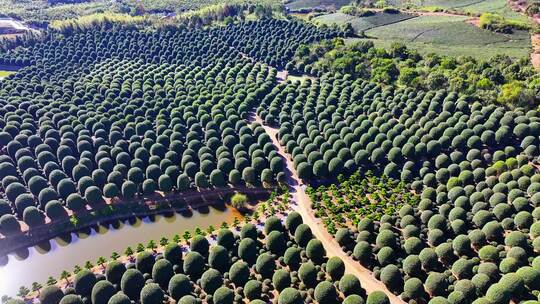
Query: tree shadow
55,233,73,246
35,240,52,253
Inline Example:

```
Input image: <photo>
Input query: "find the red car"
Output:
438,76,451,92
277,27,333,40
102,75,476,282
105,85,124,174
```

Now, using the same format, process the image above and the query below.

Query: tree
278,287,302,304
105,260,126,285
213,287,234,304
121,269,145,301
366,291,390,304
91,280,116,304
201,268,223,294
314,281,338,304
231,193,248,210
74,270,96,298
140,283,164,304
38,285,63,304
168,274,192,301
151,259,174,289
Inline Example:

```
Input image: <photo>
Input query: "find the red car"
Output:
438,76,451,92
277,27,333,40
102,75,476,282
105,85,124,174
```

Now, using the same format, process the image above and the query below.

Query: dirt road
252,114,404,304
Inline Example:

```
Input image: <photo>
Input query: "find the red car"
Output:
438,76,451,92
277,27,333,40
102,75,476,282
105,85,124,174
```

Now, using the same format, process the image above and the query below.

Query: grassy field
285,0,351,11
314,11,416,32
349,14,532,58
385,0,528,21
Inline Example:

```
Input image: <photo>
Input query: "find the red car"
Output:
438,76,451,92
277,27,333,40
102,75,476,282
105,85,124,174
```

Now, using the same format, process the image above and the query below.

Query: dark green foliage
152,259,174,289
183,251,205,278
163,243,183,265
339,274,362,296
140,283,164,304
213,287,234,304
136,251,155,275
201,268,223,294
105,260,126,285
90,280,115,304
39,285,64,304
74,270,96,298
229,260,250,286
315,281,339,304
168,274,192,301
278,287,303,304
121,269,145,301
326,256,345,280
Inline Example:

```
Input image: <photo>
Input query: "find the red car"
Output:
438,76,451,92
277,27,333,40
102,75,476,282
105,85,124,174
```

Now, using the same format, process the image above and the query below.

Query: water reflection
0,206,242,297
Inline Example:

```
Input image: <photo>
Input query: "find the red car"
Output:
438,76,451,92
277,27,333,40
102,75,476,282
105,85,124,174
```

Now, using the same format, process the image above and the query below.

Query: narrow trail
251,113,404,304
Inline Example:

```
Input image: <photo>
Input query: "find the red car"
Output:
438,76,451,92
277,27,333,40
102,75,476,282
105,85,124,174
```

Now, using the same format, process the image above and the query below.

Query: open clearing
386,0,528,21
285,0,350,11
314,12,416,32
316,13,532,58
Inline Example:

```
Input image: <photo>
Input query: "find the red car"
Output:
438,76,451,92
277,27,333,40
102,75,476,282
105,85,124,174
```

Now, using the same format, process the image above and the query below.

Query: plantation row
307,158,540,304
8,214,381,304
258,75,539,185
0,19,342,70
0,20,339,235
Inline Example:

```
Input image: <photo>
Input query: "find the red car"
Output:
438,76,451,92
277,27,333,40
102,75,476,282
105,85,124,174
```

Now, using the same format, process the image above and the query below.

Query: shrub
404,277,424,299
183,251,205,278
294,223,312,247
140,283,164,304
339,274,362,296
344,295,365,304
256,253,276,279
190,234,209,256
105,260,126,285
74,270,96,298
152,259,174,289
326,256,345,280
278,287,303,304
209,245,229,273
244,280,262,300
201,268,223,294
107,294,130,304
353,241,372,263
485,283,510,304
229,261,250,286
516,266,540,289
380,264,403,291
216,228,235,250
240,223,258,239
0,214,20,236
306,239,326,263
315,281,338,304
286,211,303,233
213,286,234,304
366,291,390,304
121,269,145,300
168,274,192,301
164,243,183,265
273,269,291,292
136,251,155,274
90,280,116,304
425,272,448,296
267,230,287,255
39,285,64,304
284,247,302,269
265,215,283,234
238,237,257,265
298,261,317,287
59,295,83,304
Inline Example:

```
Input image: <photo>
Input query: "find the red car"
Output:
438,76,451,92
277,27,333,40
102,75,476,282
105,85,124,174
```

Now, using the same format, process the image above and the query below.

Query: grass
285,0,351,11
357,15,531,58
385,0,528,21
314,11,416,32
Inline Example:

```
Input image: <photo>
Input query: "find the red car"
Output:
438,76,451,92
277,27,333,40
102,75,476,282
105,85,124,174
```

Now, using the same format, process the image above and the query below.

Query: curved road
253,114,404,304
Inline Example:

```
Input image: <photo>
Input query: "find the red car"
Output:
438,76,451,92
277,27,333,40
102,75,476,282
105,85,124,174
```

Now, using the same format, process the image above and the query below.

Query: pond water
0,206,242,297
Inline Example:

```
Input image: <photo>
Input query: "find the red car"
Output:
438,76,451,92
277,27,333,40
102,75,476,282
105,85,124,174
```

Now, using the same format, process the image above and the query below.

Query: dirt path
252,114,404,304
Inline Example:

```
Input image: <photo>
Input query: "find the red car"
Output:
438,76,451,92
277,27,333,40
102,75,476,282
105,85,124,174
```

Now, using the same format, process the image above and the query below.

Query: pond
0,206,242,297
